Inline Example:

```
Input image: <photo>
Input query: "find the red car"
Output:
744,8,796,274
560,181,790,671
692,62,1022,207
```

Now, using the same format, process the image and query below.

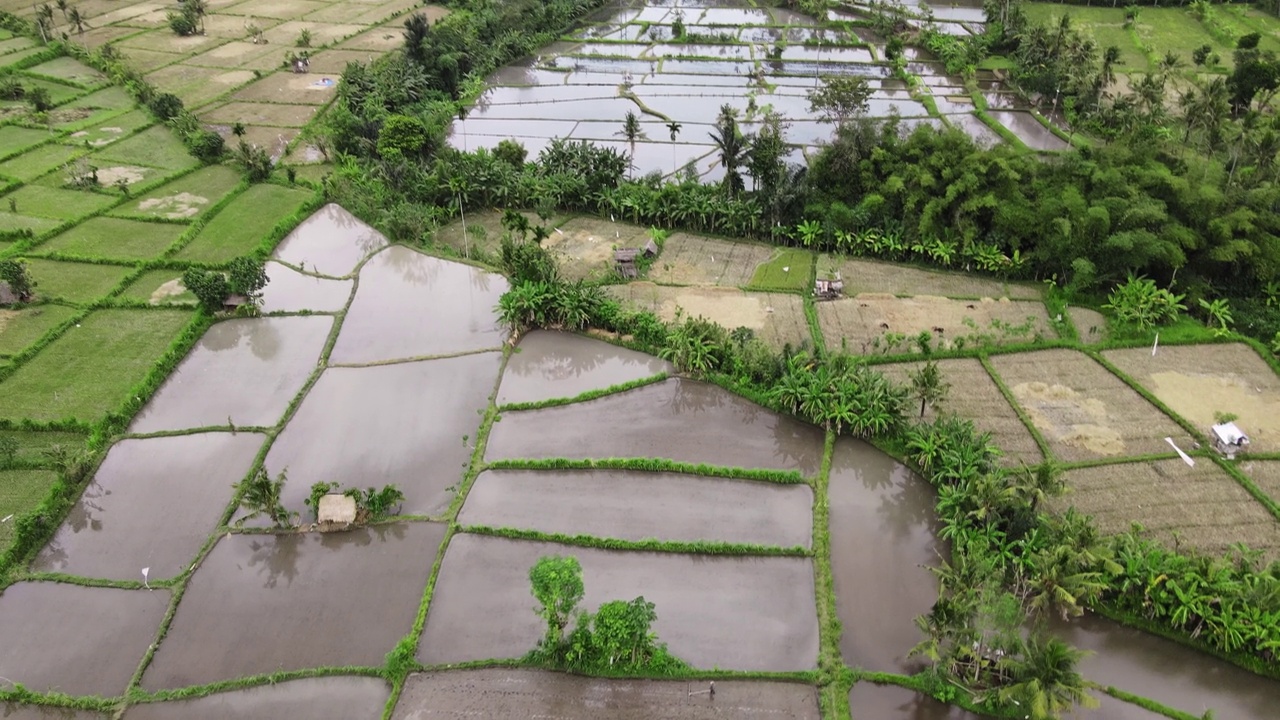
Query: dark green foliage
494,138,527,168
529,555,584,656
910,360,949,418
305,481,339,521
234,467,293,529
0,436,18,467
26,86,51,112
1102,274,1186,330
186,129,224,163
148,93,183,121
376,114,428,160
807,74,872,124
166,0,203,36
226,256,268,300
344,484,405,521
0,259,36,302
232,140,273,182
0,73,24,100
181,266,229,313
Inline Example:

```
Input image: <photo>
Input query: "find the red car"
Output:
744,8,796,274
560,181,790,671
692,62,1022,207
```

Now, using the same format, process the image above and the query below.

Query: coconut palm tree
909,361,949,418
616,110,646,179
66,6,87,36
998,635,1096,720
709,104,746,196
665,120,681,174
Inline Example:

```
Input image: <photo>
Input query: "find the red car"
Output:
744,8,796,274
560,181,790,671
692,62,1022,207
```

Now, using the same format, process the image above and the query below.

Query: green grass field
38,216,186,260
92,125,199,171
174,183,314,263
2,184,118,221
0,212,60,235
0,125,53,159
120,269,195,305
0,142,87,182
23,258,133,304
748,247,813,291
0,429,86,464
0,304,79,356
111,164,243,220
25,57,107,88
0,308,191,423
0,469,58,546
60,109,153,150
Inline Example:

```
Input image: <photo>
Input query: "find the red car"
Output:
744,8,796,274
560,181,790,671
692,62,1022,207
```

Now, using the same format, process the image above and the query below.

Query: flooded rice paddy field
5,200,1280,719
457,1,1068,169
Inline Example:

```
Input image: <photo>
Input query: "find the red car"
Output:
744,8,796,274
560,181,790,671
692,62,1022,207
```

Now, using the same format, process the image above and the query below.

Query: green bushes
1102,274,1186,330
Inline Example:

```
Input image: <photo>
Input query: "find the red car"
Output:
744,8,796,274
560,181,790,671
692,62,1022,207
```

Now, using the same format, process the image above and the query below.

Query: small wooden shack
317,493,357,533
1211,422,1249,459
614,248,639,279
640,238,658,257
814,276,844,301
222,293,249,312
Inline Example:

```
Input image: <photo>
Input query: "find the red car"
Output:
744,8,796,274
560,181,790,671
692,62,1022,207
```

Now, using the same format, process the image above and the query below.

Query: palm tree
403,12,430,65
909,361,949,418
235,468,294,529
447,174,471,258
66,6,87,36
709,104,746,196
616,110,646,179
665,120,681,175
188,0,207,34
998,635,1096,720
55,0,67,20
1095,45,1120,99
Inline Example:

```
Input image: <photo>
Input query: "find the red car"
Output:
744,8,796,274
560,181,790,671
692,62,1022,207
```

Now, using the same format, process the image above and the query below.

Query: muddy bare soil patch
543,216,654,280
122,676,390,719
129,317,332,433
33,433,264,581
498,329,671,405
1068,306,1107,343
142,523,445,690
822,255,1042,300
264,354,500,517
0,583,169,697
459,469,813,547
828,439,943,673
874,358,1042,466
1104,343,1280,453
272,203,388,277
608,283,812,350
420,534,818,670
989,349,1191,461
392,669,820,719
329,247,508,363
817,294,1050,354
486,378,824,474
1054,460,1280,561
258,261,352,313
648,233,776,287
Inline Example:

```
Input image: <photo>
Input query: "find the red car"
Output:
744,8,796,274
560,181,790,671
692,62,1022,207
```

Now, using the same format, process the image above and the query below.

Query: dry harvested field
391,669,821,720
816,294,1051,354
988,349,1193,462
1104,343,1280,453
649,233,777,287
873,358,1043,466
821,255,1043,300
1240,460,1280,506
1052,460,1280,561
543,216,657,281
608,282,813,350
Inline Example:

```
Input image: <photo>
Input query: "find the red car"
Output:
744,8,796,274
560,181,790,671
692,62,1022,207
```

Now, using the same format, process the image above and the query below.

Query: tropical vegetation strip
0,0,1278,718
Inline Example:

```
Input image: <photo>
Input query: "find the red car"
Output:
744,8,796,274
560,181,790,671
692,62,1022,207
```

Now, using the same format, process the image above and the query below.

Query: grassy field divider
127,665,386,706
1055,451,1185,471
812,429,849,719
1098,685,1206,720
459,524,810,557
496,372,669,411
0,685,117,713
856,337,1077,367
0,305,93,384
12,571,158,590
1213,455,1280,523
977,354,1054,461
975,109,1025,148
483,457,807,484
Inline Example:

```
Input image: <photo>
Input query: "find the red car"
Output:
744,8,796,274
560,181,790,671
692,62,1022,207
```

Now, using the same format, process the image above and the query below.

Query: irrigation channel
0,204,1278,718
450,0,1069,178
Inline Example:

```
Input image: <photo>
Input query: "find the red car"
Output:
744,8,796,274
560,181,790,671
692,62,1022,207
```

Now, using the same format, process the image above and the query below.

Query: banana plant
795,219,823,248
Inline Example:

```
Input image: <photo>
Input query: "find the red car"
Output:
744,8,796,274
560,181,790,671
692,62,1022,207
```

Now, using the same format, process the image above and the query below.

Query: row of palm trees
34,0,88,40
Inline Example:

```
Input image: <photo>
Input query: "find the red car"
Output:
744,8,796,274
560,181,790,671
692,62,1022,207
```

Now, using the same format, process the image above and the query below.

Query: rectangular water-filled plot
271,203,388,277
459,469,813,548
263,353,501,517
393,670,820,720
420,534,818,670
329,247,509,363
1104,343,1280,453
497,329,671,406
32,433,264,580
988,349,1193,462
174,183,315,263
39,216,185,260
1054,460,1280,561
487,378,824,474
22,258,132,304
130,316,332,433
142,522,445,690
257,261,352,313
122,676,390,720
110,164,243,220
873,358,1042,466
0,308,191,423
0,582,169,697
0,303,78,356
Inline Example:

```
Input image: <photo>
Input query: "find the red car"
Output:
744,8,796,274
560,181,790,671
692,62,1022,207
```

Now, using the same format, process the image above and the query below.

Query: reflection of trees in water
197,319,281,361
247,535,301,590
872,465,941,545
771,417,821,473
65,480,105,534
660,378,725,415
382,247,442,287
508,334,611,380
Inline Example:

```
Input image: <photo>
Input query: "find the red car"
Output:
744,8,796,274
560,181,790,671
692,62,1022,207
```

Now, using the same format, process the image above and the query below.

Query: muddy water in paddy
497,329,671,405
420,534,818,671
828,438,941,672
258,261,352,313
849,682,990,719
263,353,500,517
393,669,820,720
271,203,387,277
142,523,445,690
460,469,813,547
122,676,389,719
0,582,168,697
989,110,1069,151
486,378,824,474
1051,614,1280,720
0,706,105,719
129,316,332,433
329,246,508,364
33,433,264,581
